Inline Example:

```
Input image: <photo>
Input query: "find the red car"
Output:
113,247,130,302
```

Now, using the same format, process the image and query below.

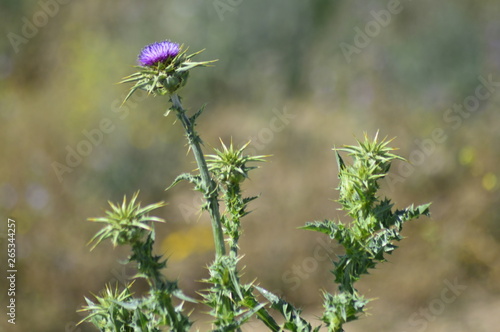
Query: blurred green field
1,1,500,331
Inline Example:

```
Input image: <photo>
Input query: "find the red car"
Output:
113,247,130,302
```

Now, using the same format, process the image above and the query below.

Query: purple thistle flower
137,41,180,66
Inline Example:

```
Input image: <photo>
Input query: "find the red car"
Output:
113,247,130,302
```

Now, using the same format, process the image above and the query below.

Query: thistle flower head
120,40,217,105
138,40,180,66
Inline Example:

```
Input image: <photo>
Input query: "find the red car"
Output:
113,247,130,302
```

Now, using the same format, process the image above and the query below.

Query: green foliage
81,193,194,331
256,286,320,332
81,43,431,332
200,253,272,331
80,283,137,331
301,133,431,331
80,281,192,332
87,192,165,250
321,291,368,332
206,140,267,253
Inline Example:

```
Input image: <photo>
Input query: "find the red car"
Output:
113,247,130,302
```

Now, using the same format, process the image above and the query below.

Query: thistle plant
80,193,193,331
302,135,430,331
79,40,431,332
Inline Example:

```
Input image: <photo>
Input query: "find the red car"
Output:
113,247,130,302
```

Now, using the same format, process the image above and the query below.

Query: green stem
224,186,242,256
170,94,226,258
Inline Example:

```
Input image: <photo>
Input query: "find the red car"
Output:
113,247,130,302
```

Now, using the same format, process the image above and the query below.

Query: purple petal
138,41,180,66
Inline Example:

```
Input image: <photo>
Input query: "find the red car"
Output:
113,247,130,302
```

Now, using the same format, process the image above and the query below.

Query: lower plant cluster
80,134,429,332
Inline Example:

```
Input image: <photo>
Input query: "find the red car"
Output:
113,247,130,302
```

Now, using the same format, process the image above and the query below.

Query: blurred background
1,0,499,331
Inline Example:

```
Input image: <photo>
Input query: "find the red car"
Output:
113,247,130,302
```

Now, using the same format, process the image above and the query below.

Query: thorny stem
170,93,226,258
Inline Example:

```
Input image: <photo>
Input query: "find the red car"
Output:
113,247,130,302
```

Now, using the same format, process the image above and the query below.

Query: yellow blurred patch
161,225,214,261
482,172,497,191
458,146,475,166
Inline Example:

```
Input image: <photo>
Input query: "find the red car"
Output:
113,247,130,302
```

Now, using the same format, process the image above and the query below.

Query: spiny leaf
166,173,203,191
